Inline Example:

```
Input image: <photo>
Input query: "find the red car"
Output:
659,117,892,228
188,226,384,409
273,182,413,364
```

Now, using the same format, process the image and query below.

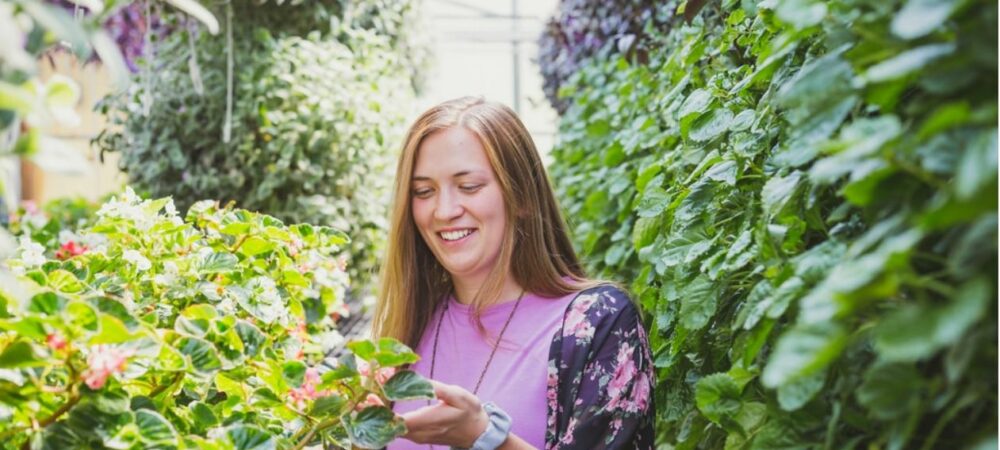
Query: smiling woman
373,97,655,449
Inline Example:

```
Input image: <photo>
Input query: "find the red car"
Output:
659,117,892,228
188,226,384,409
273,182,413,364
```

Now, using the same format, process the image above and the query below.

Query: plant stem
149,372,184,398
230,234,250,253
37,386,82,429
290,417,341,450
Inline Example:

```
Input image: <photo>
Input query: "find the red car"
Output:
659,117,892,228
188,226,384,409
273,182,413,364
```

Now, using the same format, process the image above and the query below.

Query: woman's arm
547,286,656,449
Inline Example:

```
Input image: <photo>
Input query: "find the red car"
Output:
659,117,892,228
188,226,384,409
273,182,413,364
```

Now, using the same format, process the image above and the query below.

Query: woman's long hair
372,96,599,348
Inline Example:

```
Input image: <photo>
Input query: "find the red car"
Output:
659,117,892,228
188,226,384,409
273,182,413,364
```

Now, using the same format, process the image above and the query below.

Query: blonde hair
372,96,599,348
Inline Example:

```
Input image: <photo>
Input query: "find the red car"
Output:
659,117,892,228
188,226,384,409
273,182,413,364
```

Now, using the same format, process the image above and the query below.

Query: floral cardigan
545,285,656,449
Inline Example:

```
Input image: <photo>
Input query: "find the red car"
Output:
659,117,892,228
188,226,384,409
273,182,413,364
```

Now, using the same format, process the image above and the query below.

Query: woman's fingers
430,380,477,409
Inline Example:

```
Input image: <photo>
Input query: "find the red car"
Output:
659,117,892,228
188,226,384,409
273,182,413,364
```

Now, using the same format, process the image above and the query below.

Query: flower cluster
82,345,135,389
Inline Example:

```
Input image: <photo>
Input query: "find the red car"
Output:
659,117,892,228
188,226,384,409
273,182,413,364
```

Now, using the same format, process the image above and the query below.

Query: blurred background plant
94,0,429,294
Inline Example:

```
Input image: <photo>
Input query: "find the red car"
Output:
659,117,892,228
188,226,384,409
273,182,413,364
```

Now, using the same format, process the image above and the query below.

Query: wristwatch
452,402,512,450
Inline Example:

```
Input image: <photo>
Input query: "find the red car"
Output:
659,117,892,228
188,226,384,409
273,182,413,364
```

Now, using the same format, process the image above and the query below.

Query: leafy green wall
548,0,997,447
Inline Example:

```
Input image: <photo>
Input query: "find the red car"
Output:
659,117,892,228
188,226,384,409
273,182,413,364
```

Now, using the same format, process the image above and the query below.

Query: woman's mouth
438,229,476,242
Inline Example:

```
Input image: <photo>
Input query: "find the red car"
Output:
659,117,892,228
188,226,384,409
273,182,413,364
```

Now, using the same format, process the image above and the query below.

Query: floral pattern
546,285,655,449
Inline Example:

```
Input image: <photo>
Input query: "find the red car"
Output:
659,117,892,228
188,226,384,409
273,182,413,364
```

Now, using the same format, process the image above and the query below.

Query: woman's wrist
454,402,512,450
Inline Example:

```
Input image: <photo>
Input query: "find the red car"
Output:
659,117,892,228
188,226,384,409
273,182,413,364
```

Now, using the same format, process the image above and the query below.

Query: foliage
0,188,433,449
7,197,102,250
536,0,676,113
548,0,997,447
95,0,426,292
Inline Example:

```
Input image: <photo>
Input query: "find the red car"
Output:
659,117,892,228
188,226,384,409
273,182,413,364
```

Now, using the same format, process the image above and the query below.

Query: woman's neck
452,273,523,306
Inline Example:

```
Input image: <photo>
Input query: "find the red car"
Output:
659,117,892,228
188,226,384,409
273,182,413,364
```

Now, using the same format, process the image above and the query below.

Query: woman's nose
433,190,464,221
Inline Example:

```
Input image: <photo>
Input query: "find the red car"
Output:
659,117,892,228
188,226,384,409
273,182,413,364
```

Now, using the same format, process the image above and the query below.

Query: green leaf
688,108,734,142
776,368,825,411
762,323,847,388
862,43,956,83
226,425,276,450
347,340,377,360
704,160,738,186
891,0,960,39
373,338,420,367
810,116,903,184
344,406,407,449
679,276,719,330
637,186,670,218
47,270,84,293
383,370,435,401
135,409,178,444
674,180,714,227
177,337,222,375
0,341,43,368
775,0,826,29
189,401,219,429
239,236,274,257
309,394,347,417
955,130,997,201
91,313,136,344
678,89,713,120
0,317,47,340
198,252,238,274
875,277,991,362
282,360,307,387
761,171,802,218
695,373,742,423
235,320,266,357
181,304,218,320
856,362,924,420
29,292,66,315
778,52,853,108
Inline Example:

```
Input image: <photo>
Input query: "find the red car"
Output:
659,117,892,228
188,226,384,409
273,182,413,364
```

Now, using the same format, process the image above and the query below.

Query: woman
373,97,654,450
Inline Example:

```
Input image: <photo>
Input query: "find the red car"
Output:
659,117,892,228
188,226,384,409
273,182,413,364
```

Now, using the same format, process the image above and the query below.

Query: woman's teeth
440,229,473,241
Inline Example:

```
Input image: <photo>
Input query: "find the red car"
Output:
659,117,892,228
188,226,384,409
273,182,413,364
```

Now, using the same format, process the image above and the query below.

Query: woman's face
410,127,508,284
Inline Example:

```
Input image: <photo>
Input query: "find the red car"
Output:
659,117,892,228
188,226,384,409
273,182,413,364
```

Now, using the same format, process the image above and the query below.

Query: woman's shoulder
566,283,636,318
559,283,639,341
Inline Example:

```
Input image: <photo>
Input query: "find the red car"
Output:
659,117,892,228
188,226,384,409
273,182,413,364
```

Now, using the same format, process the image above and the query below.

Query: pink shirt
390,291,579,450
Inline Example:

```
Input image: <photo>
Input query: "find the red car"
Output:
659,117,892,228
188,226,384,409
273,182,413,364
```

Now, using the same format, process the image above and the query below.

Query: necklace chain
429,289,526,395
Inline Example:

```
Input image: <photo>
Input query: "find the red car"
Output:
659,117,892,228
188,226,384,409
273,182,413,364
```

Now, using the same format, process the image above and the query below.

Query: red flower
46,332,67,351
55,241,88,260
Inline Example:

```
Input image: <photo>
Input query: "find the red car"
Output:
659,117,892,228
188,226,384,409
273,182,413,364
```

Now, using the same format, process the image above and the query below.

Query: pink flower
606,343,638,411
357,361,396,384
355,393,385,410
288,367,331,409
562,294,597,340
46,333,67,351
82,345,135,389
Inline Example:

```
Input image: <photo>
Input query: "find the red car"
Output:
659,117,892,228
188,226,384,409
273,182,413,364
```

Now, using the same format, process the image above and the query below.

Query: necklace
429,289,526,395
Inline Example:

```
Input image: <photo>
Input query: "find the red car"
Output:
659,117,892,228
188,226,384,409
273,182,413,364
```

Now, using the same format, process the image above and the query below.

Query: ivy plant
548,0,996,447
0,189,432,449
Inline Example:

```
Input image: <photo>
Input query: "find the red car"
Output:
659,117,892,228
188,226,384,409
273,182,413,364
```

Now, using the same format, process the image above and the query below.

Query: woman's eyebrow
412,170,482,181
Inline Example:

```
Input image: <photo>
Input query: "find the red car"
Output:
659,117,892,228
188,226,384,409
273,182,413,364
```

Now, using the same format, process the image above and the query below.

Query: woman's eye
412,188,433,198
460,184,483,192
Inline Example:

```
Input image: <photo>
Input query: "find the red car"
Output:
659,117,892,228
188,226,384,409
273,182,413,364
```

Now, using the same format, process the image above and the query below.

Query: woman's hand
400,381,490,448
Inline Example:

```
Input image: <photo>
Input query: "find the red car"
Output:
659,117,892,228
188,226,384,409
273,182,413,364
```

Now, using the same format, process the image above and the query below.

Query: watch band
452,402,512,450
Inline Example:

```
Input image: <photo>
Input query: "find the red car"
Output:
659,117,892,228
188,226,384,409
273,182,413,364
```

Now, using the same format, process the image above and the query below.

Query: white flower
153,261,179,285
17,236,46,267
164,199,178,217
247,276,280,305
122,249,152,271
